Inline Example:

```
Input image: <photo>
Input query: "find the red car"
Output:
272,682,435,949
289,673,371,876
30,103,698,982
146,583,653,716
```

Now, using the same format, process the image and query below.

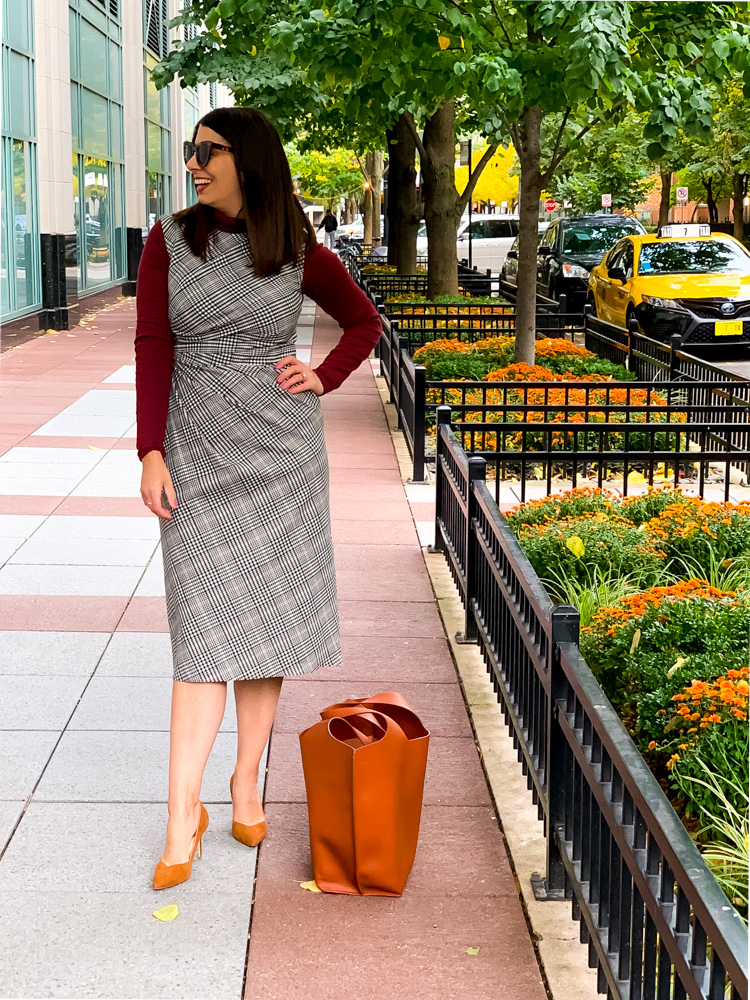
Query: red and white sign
601,193,612,208
544,198,557,212
676,186,689,203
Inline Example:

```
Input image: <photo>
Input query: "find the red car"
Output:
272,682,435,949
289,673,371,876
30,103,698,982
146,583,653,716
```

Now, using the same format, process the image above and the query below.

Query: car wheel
587,295,597,317
626,305,637,332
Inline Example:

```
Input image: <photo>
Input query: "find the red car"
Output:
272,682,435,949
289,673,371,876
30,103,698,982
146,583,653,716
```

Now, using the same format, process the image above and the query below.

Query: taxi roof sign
657,224,711,238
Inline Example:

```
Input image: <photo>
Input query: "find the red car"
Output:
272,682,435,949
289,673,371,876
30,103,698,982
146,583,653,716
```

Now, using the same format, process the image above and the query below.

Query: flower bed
361,264,428,275
507,487,750,911
417,340,681,462
414,336,632,381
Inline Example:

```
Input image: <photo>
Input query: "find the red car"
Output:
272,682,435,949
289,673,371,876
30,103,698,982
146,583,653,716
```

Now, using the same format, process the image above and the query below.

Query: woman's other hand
274,356,324,396
140,451,178,519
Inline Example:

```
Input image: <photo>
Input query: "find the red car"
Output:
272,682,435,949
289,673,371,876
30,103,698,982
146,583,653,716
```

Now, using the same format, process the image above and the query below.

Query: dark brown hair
172,107,316,277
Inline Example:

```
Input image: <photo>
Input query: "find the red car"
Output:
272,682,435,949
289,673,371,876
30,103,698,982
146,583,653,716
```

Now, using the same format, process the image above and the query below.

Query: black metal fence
433,408,749,1000
432,378,750,502
585,311,750,389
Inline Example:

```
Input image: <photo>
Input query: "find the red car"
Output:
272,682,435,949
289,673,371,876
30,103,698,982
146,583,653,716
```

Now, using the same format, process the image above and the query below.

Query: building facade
1,0,232,334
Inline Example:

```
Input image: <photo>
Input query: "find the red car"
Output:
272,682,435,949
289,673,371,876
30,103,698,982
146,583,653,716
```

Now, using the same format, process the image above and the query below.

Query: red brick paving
243,310,546,1000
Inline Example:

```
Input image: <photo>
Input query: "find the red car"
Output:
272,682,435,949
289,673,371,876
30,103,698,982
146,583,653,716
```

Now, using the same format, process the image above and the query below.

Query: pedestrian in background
134,106,381,890
318,208,339,250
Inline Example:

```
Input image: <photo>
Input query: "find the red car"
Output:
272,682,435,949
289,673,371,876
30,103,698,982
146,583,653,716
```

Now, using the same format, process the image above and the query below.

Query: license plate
715,320,743,337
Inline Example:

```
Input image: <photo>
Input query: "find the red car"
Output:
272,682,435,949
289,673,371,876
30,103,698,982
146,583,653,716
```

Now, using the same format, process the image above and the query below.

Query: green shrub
515,514,667,594
543,355,635,380
580,585,749,746
506,487,619,530
424,353,494,381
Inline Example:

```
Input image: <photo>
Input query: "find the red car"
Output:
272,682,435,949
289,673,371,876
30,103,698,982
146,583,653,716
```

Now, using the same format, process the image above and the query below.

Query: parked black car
501,222,550,288
536,215,646,307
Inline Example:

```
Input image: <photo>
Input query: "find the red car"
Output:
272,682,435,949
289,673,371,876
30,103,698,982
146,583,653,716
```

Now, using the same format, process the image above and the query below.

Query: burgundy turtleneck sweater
134,210,381,461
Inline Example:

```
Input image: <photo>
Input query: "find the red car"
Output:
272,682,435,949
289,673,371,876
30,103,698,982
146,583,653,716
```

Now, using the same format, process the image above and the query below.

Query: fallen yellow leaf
629,629,641,654
626,470,647,485
466,947,480,955
565,535,585,559
300,880,322,893
88,445,101,451
152,904,179,922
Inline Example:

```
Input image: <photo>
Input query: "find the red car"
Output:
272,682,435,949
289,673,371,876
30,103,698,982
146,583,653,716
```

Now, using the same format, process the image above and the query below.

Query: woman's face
186,125,244,217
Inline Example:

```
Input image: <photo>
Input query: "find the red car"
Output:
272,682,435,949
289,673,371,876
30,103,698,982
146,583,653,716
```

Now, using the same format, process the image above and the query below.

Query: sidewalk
0,297,546,1000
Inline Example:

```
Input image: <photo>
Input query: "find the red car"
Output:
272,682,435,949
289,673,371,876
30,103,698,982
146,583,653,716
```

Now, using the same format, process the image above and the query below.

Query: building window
1,0,41,320
70,0,126,293
184,84,199,207
144,49,171,229
144,0,168,58
209,81,217,109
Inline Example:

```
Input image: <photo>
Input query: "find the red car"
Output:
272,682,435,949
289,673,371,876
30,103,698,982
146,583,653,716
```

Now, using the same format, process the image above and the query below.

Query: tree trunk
733,172,745,241
366,151,384,247
386,115,420,272
658,171,671,228
363,184,373,246
704,177,718,223
513,105,544,365
422,101,460,298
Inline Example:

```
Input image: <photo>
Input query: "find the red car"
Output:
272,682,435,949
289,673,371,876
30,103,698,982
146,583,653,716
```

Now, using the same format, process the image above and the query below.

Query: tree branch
546,107,571,176
403,110,428,163
457,142,500,214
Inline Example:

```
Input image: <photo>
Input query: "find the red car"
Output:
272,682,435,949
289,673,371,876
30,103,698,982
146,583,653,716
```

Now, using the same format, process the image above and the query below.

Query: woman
134,107,381,890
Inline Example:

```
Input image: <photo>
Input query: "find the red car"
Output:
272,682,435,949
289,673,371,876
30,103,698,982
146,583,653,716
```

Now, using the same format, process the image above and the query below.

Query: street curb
373,372,600,1000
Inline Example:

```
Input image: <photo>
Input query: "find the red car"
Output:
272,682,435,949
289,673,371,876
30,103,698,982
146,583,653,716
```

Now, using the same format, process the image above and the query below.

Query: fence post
412,364,426,483
456,455,486,644
396,336,409,429
669,332,682,380
388,319,399,404
628,316,639,374
539,604,580,901
429,406,452,554
375,305,386,372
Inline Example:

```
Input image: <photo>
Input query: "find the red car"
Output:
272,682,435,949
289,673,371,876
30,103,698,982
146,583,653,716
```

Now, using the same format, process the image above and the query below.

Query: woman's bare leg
162,680,227,864
232,677,283,825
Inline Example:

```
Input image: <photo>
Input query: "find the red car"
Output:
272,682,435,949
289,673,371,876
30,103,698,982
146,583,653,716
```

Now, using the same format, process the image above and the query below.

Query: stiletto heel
230,772,267,848
153,803,209,890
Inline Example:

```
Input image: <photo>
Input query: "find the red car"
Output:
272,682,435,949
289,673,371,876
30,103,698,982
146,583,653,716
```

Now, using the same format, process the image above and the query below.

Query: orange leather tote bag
299,692,430,896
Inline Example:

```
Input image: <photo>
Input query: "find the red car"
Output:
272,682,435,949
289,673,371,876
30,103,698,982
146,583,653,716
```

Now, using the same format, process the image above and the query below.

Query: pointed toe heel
152,803,209,890
230,773,267,848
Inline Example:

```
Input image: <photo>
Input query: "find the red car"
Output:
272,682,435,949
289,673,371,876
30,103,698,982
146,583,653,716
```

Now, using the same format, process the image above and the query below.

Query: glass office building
70,0,126,292
1,0,232,330
1,0,42,319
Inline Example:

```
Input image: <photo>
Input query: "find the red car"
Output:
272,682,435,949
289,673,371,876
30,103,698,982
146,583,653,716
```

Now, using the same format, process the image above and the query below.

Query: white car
416,214,521,272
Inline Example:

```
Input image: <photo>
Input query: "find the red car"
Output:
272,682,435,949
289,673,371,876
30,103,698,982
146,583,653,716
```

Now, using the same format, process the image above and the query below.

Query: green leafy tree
548,114,656,214
408,0,750,361
286,147,363,211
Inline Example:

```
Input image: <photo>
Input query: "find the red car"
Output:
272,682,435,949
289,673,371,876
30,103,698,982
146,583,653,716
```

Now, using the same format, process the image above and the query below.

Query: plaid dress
158,215,341,682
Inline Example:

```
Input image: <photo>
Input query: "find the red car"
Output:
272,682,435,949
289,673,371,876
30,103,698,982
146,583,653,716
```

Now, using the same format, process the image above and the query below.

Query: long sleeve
134,220,173,461
301,245,382,393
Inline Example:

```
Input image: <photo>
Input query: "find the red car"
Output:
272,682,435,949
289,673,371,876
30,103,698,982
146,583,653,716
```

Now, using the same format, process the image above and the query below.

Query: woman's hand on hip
274,356,324,396
140,451,178,520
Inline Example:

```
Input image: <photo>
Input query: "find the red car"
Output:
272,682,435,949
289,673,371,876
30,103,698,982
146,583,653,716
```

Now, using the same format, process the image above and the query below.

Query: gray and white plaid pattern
158,215,341,682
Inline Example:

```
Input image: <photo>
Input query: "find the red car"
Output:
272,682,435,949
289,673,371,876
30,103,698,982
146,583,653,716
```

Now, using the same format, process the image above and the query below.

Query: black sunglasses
183,140,233,169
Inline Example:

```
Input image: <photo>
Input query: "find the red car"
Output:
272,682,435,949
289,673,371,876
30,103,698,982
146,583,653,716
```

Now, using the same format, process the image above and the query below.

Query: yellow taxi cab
586,224,750,348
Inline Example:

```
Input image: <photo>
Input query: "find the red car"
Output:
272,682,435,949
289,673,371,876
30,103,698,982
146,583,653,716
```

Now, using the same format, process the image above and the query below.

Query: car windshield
561,224,641,255
638,240,750,275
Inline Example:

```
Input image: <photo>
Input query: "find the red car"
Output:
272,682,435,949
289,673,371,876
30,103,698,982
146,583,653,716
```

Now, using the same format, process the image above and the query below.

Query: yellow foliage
455,145,518,207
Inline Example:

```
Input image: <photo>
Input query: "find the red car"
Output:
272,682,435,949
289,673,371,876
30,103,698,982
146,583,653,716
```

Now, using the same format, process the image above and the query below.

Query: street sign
676,186,689,203
544,198,557,212
563,200,572,209
601,193,612,208
459,141,471,166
